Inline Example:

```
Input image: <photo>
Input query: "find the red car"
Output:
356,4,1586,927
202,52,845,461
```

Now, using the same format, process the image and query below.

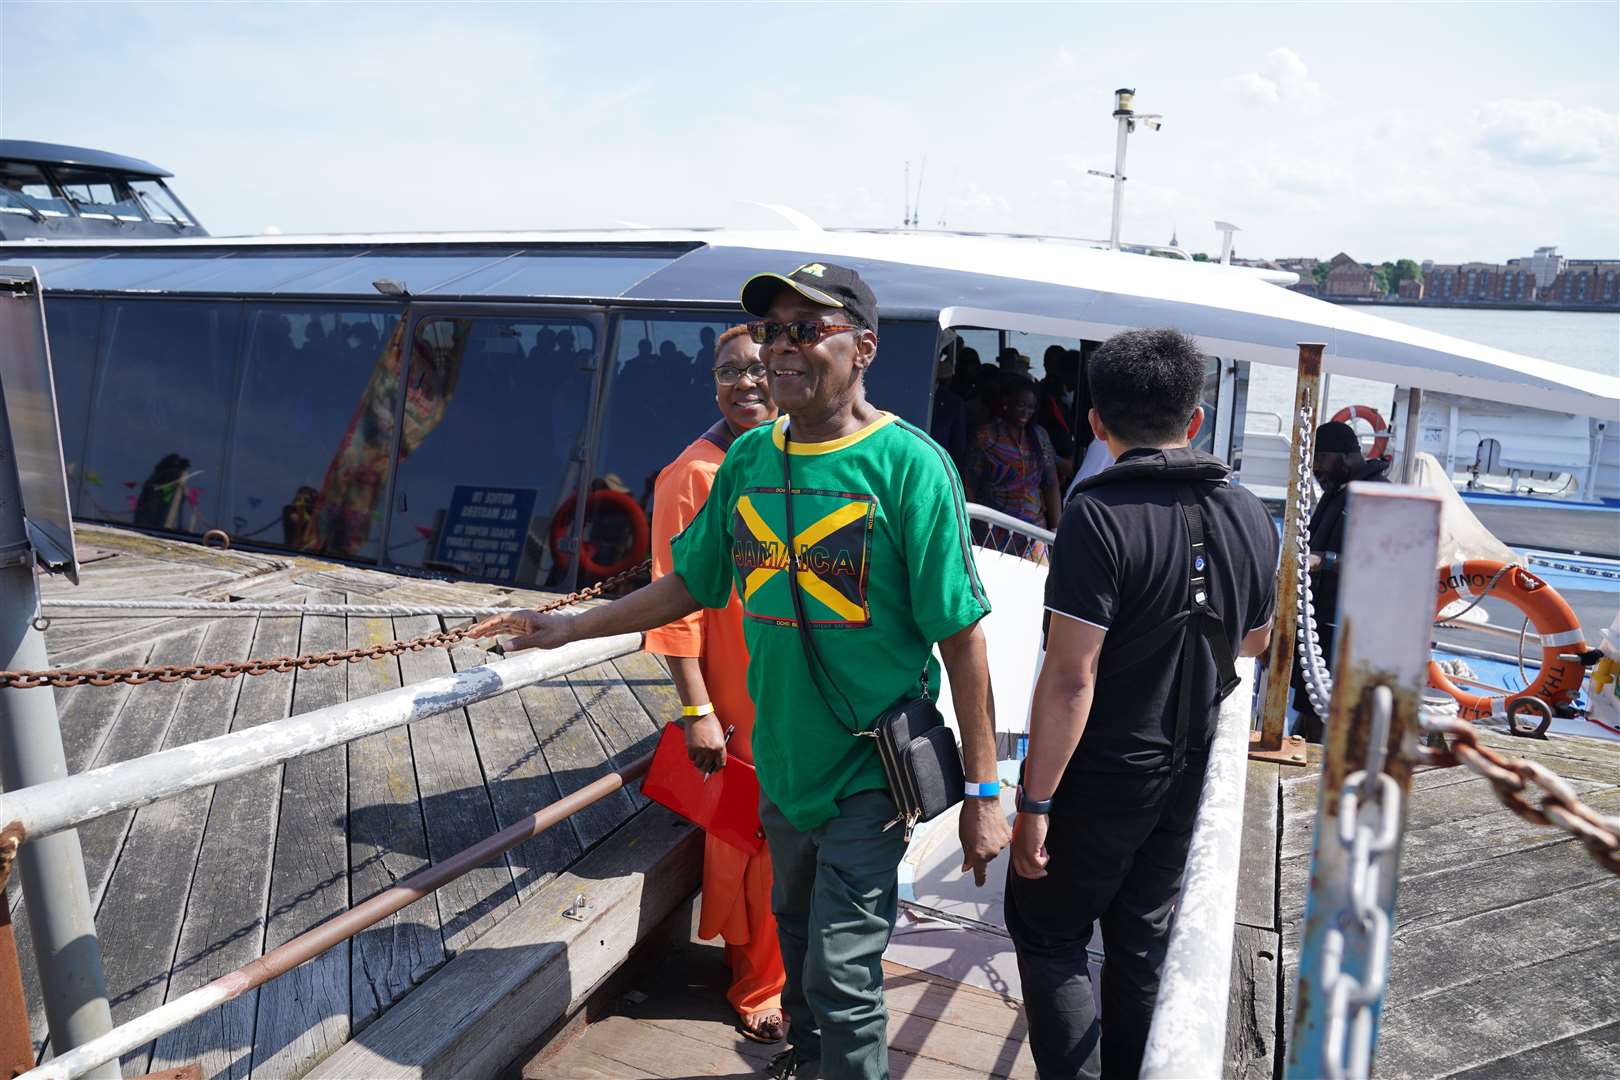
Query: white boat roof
6,227,1615,419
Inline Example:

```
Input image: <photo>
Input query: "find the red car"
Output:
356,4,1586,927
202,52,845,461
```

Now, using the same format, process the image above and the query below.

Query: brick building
1542,261,1620,306
1397,278,1424,300
1323,252,1380,298
1422,262,1538,303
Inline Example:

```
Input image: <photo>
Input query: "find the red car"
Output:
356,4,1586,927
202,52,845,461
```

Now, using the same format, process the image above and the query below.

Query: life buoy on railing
549,490,650,581
1331,404,1391,459
1429,560,1587,721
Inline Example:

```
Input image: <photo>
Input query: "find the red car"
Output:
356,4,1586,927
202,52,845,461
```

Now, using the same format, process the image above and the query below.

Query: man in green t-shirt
471,263,1009,1080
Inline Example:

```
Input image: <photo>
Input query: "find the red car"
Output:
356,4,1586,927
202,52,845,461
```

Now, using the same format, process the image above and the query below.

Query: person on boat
644,323,788,1044
1006,328,1278,1080
470,263,1009,1080
1290,419,1392,742
1036,344,1079,484
969,371,1062,553
930,342,971,477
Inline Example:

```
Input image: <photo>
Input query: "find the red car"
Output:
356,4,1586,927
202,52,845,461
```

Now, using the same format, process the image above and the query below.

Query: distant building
1424,262,1537,302
1544,261,1620,305
1529,246,1564,289
1289,281,1321,298
1397,278,1424,301
1323,252,1380,298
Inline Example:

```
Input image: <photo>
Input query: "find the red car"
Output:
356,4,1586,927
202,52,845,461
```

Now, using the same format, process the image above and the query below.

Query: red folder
641,722,764,854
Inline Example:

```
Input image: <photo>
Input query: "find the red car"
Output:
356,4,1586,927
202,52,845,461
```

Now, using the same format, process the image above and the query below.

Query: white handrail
1139,658,1256,1079
0,633,642,842
965,502,1056,544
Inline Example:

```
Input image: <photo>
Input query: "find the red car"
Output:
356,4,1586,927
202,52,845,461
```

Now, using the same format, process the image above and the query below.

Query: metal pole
0,396,118,1077
1109,113,1129,250
17,751,655,1080
1286,483,1441,1080
1400,387,1423,483
1252,342,1319,766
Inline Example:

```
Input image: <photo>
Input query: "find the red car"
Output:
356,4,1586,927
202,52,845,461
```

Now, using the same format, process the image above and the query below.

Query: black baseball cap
739,262,879,332
1315,421,1363,455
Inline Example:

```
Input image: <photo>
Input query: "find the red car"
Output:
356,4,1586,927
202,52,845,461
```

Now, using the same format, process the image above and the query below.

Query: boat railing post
1399,387,1423,483
1285,483,1441,1080
1251,342,1318,766
0,381,118,1075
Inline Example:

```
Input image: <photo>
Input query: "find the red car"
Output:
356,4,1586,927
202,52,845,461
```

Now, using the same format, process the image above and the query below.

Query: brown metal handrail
16,751,656,1080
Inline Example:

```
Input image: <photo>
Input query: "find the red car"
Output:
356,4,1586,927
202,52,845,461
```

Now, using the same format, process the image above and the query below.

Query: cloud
1474,99,1620,168
1225,47,1321,108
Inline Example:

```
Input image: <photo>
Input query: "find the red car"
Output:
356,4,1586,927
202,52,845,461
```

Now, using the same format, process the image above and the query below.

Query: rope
43,598,512,618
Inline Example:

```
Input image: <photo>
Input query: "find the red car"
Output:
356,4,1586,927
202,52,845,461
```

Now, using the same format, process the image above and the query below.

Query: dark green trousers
762,789,909,1080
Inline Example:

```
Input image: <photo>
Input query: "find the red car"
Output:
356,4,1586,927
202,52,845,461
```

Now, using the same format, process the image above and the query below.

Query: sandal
740,1009,786,1044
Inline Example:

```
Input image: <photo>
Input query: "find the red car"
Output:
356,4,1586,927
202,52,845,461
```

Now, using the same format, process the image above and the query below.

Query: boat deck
1232,732,1620,1078
6,527,691,1078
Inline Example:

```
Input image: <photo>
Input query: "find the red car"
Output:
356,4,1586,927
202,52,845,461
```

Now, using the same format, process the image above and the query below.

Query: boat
1,218,1616,1079
0,141,208,241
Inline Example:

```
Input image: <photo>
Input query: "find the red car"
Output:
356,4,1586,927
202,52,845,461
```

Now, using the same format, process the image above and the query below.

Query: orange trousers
698,831,785,1017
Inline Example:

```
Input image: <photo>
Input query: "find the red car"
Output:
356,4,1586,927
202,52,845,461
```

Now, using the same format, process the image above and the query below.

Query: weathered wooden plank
565,661,660,810
249,603,351,1080
88,617,256,1074
395,615,517,957
608,650,682,734
1222,924,1279,1080
148,614,302,1080
1444,1020,1620,1079
346,613,444,1034
448,640,582,901
516,680,633,853
305,808,700,1080
1236,761,1278,930
1377,941,1620,1078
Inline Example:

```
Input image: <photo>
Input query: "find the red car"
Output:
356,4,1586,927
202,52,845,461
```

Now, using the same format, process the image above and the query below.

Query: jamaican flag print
731,486,876,628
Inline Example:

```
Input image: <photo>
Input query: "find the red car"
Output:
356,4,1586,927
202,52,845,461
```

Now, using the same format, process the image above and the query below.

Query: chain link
1292,387,1336,718
0,561,651,691
1410,708,1620,874
1319,685,1400,1080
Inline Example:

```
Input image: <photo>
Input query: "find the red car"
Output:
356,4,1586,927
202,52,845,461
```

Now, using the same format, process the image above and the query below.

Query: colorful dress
971,417,1057,558
645,420,785,1020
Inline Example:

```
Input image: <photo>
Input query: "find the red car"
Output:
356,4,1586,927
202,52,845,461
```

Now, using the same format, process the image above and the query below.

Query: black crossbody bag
779,428,964,839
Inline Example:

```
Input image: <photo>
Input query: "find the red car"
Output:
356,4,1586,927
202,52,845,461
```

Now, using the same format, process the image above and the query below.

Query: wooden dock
5,526,698,1078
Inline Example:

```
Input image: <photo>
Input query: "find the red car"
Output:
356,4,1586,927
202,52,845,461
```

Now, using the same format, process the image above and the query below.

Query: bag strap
779,427,864,736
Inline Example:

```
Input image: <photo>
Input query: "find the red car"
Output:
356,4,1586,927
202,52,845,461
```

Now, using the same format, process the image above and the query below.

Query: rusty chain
0,561,651,691
1412,712,1620,874
0,821,21,890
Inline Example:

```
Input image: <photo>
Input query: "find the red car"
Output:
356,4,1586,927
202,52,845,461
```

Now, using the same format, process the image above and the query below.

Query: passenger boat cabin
0,140,207,240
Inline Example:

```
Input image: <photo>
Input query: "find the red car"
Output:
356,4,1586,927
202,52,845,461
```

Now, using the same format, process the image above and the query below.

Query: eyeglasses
746,320,858,347
713,361,769,385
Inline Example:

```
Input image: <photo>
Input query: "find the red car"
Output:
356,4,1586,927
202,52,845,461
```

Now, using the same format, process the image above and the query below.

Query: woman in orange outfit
644,323,787,1043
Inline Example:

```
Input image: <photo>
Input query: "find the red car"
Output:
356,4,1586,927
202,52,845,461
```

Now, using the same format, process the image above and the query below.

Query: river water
1245,305,1619,428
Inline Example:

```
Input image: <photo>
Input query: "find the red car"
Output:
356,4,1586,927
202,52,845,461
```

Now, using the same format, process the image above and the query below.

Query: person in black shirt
1290,420,1392,741
1005,328,1279,1080
1036,344,1080,482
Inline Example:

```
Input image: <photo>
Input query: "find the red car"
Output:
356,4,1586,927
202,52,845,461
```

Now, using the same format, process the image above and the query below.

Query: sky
3,1,1616,263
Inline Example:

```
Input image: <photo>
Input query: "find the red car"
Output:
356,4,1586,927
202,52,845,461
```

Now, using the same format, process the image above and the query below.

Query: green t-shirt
671,411,991,831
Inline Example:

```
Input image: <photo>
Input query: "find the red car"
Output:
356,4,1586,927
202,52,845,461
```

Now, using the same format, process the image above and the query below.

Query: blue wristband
963,780,1002,798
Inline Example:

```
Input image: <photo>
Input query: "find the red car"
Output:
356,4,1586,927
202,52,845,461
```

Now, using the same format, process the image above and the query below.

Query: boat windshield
129,178,194,226
0,161,73,218
53,166,147,223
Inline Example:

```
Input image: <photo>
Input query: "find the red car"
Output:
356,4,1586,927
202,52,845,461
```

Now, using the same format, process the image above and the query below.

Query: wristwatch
1016,786,1053,815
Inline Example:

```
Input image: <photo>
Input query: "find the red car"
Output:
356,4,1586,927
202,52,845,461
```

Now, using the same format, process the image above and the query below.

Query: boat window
128,179,194,227
1193,357,1220,455
230,306,403,562
865,318,937,427
42,297,103,511
385,314,598,586
79,300,243,534
582,314,733,586
52,168,146,223
0,161,72,218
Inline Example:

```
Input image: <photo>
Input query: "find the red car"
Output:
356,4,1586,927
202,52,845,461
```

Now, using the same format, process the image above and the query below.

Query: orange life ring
1330,405,1391,459
1429,560,1587,721
549,490,650,581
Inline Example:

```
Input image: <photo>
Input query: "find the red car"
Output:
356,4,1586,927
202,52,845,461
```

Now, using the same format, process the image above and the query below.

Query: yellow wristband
681,703,715,718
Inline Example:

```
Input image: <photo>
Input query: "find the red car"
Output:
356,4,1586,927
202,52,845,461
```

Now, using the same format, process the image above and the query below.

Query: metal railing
1,633,642,1080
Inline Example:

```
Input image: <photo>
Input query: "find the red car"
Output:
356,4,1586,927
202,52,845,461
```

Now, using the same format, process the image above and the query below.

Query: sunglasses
745,320,859,347
713,361,769,385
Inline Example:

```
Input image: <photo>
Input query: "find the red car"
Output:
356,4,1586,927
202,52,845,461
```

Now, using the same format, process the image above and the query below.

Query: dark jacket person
1290,420,1391,742
1005,328,1278,1080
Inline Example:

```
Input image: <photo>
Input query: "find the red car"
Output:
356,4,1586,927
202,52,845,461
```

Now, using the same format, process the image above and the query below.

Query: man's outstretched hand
959,795,1013,887
467,609,576,652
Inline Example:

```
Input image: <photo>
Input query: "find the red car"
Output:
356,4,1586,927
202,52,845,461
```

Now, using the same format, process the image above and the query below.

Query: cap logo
794,263,828,278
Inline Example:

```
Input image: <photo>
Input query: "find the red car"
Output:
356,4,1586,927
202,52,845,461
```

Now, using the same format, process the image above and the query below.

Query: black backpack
1070,447,1242,772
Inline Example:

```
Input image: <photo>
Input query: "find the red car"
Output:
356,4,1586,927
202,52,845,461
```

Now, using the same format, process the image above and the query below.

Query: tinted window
230,306,402,561
386,314,597,586
43,297,102,511
582,314,733,585
1193,357,1220,455
80,300,242,533
866,318,937,427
